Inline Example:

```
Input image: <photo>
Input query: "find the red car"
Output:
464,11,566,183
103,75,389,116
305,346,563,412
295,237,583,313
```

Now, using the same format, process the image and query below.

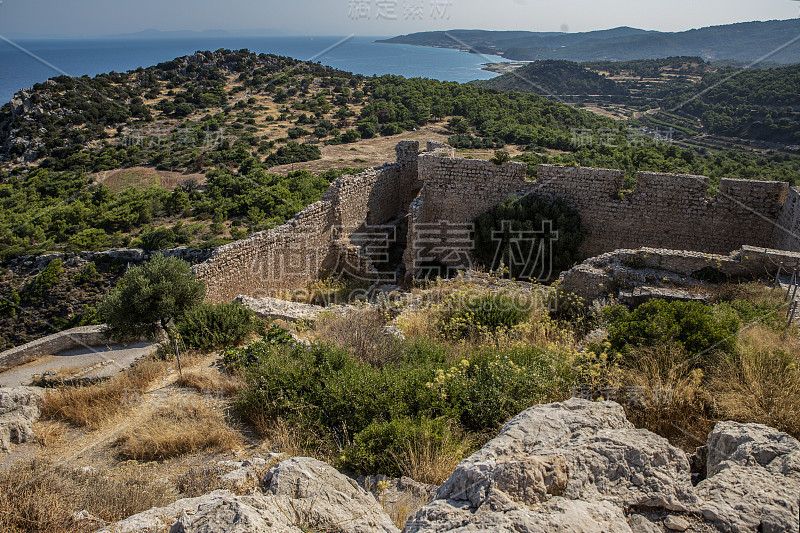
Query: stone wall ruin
195,140,800,301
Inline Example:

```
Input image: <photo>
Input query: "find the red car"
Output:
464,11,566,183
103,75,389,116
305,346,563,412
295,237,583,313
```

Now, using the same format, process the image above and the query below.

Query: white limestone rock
404,399,696,533
0,386,44,452
696,421,800,533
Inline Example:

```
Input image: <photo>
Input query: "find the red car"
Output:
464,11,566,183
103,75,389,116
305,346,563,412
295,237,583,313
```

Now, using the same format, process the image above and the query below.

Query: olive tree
99,255,205,344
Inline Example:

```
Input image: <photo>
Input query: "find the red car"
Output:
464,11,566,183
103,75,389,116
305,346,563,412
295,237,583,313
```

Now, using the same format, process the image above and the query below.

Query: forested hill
0,48,799,267
0,48,607,170
379,19,800,63
476,60,628,96
477,57,800,146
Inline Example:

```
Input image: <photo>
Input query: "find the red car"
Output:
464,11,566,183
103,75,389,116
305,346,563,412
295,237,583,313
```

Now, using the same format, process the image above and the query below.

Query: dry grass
173,457,280,498
40,358,168,429
0,460,177,533
251,414,336,462
620,344,716,449
32,420,68,448
314,307,404,367
176,370,243,396
709,324,800,438
396,308,438,339
392,428,472,486
115,400,242,461
377,489,431,530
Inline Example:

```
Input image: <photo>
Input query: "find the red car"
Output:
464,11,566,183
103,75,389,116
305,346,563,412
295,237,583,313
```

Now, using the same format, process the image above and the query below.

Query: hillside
0,49,799,268
476,59,628,95
379,19,800,63
478,57,800,146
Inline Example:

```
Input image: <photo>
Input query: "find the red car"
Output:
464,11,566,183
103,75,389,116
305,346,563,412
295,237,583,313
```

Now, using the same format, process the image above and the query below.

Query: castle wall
198,140,800,301
197,141,421,302
772,187,800,252
415,154,528,225
532,165,789,257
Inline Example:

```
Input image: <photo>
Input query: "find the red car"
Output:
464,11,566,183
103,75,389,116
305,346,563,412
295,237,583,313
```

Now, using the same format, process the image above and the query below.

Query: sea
0,35,506,104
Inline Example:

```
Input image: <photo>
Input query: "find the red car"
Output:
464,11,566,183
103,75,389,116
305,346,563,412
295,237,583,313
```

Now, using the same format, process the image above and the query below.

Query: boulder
261,457,398,533
98,490,237,533
404,399,696,532
103,457,398,533
235,296,324,322
696,421,800,532
0,386,44,452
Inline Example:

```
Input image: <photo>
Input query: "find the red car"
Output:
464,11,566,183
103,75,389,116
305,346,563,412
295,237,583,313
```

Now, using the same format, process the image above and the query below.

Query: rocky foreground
3,388,797,532
53,398,793,533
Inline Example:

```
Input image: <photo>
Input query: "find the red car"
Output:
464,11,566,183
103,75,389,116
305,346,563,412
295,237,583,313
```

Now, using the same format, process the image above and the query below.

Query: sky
0,0,797,38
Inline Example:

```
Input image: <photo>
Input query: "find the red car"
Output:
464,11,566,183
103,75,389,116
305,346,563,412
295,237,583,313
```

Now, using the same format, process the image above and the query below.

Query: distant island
377,19,800,64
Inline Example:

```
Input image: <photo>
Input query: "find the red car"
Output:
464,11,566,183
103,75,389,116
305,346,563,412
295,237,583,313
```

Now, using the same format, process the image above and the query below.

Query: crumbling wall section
532,165,789,257
197,141,422,302
772,186,800,252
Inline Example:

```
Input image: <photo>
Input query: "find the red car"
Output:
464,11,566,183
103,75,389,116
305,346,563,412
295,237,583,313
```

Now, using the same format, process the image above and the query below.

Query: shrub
22,259,63,302
342,417,469,483
71,261,100,285
177,301,257,351
230,335,574,477
0,289,20,317
490,150,511,165
606,299,740,365
221,325,295,367
438,292,530,340
264,141,321,167
473,194,584,281
139,227,177,251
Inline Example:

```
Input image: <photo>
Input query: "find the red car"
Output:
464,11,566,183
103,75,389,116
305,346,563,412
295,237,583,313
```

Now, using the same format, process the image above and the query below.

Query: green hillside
380,19,800,63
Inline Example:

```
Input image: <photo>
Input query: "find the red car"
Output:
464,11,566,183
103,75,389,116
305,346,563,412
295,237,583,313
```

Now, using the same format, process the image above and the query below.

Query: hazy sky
0,0,797,37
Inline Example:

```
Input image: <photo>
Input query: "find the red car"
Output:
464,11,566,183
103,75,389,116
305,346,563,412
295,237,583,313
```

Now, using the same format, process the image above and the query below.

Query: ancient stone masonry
772,186,800,251
533,165,790,257
196,140,800,300
196,141,422,302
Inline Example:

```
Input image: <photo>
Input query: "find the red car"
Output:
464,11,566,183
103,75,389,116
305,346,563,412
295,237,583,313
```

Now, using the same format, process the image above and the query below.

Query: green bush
438,292,530,339
22,259,63,302
230,336,574,476
72,262,100,285
342,416,461,476
0,290,20,317
177,302,258,351
220,326,295,367
264,142,321,168
473,194,584,281
606,299,740,364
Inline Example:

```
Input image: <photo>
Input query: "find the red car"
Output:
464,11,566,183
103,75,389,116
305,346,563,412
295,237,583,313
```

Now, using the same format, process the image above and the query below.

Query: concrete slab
0,342,158,388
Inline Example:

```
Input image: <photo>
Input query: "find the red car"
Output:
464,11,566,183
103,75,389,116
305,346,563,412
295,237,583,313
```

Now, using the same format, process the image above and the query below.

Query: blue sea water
0,35,505,103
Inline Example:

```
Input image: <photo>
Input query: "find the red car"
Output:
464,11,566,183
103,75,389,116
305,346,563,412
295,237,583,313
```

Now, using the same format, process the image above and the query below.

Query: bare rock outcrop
101,457,398,533
403,399,697,532
234,295,325,323
0,386,44,452
696,421,800,532
98,401,800,533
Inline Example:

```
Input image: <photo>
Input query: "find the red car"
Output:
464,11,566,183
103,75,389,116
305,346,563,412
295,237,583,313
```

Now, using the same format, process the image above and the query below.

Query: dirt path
1,352,259,474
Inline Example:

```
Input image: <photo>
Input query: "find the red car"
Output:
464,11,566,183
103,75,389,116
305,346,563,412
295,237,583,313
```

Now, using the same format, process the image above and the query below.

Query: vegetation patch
228,327,575,481
473,193,585,281
115,401,242,461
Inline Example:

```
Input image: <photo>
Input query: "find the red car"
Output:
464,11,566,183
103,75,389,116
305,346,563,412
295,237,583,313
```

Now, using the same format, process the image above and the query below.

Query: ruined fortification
196,141,800,301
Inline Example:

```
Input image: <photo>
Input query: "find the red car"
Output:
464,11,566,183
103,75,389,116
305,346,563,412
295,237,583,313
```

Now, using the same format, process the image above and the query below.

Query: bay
0,35,505,103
